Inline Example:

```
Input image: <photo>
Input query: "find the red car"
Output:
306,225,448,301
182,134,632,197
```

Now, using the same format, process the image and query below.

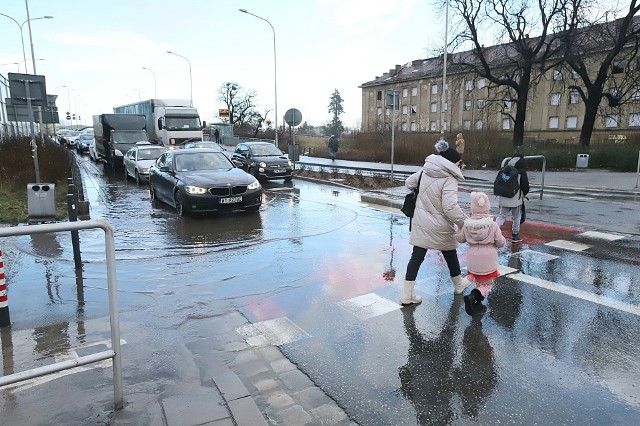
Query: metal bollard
0,247,10,327
67,194,82,270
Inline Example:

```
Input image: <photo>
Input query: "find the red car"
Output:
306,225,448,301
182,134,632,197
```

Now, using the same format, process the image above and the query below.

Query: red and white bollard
0,247,10,327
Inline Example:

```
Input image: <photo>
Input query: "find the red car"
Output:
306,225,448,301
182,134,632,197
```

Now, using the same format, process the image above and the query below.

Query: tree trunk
512,71,531,147
579,90,602,147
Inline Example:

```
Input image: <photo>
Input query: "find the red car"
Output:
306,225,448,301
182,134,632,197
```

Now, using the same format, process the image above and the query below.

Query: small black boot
463,290,476,316
471,289,486,315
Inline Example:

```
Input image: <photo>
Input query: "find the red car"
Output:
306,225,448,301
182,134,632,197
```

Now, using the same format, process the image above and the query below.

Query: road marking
511,249,559,263
579,231,625,241
338,293,400,320
507,273,640,317
498,265,519,275
237,317,311,347
545,239,592,252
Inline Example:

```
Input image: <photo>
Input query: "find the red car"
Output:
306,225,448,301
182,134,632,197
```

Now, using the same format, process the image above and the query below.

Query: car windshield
174,152,232,171
79,134,93,140
138,148,165,160
113,131,148,144
165,116,202,131
250,144,282,156
185,142,222,151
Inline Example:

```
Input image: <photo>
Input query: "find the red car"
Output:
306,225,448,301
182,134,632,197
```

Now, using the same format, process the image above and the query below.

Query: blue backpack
493,158,520,198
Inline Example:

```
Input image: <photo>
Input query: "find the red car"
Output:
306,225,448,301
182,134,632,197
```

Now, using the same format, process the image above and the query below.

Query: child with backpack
456,191,506,315
493,153,530,243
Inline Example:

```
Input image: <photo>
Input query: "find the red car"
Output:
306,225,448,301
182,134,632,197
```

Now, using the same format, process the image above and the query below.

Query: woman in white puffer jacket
401,142,472,305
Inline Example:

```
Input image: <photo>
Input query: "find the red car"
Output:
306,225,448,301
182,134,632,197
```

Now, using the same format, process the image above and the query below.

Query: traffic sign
219,108,229,117
66,114,71,120
284,108,302,127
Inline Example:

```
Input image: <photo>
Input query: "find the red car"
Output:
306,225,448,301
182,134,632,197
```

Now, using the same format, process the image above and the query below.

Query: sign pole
24,81,41,183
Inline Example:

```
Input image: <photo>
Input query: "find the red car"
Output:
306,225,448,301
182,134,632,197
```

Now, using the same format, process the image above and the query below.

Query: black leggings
405,246,461,281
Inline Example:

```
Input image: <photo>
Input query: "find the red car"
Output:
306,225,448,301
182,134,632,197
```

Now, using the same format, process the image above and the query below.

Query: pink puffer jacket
456,216,506,275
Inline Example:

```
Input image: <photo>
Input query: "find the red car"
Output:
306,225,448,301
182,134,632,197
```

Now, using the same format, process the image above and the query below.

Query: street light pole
239,9,279,149
440,0,449,138
142,67,157,98
0,12,53,74
166,51,192,107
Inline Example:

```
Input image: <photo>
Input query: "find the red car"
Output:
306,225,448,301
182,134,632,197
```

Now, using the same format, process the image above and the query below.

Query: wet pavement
1,152,640,425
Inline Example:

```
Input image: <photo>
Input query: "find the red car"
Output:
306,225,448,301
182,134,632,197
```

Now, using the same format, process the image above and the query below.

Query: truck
113,99,203,148
93,114,148,169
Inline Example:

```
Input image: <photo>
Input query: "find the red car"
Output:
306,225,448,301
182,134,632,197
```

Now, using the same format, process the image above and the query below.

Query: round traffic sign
66,114,71,120
284,108,302,127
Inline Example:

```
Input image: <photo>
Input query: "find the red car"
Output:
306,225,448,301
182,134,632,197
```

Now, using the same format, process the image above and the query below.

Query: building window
465,80,473,91
430,102,437,113
410,122,417,131
504,98,512,110
477,78,486,89
548,116,559,128
443,102,448,111
569,90,580,104
475,119,483,129
377,107,382,116
401,122,408,131
605,115,618,128
430,121,437,131
553,69,563,80
502,118,510,130
477,99,485,109
386,108,390,116
629,113,640,127
464,100,472,111
463,120,471,130
550,92,561,106
431,84,438,94
402,88,408,98
377,91,382,101
411,87,418,96
632,87,640,100
411,105,417,115
566,116,578,128
612,61,626,74
402,105,408,114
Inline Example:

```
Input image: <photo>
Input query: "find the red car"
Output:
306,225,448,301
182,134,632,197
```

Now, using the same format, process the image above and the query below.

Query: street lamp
18,58,45,73
132,88,142,101
166,51,192,107
239,8,279,149
0,62,20,72
0,13,53,74
142,67,157,98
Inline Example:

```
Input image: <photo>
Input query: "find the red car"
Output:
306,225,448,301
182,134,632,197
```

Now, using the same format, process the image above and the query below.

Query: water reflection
399,300,497,425
170,212,263,248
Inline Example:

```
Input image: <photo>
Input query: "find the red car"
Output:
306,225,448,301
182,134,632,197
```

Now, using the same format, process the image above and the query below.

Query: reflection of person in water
399,300,497,425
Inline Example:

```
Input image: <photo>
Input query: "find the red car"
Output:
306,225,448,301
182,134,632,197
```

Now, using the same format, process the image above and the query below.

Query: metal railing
0,220,123,410
501,155,546,199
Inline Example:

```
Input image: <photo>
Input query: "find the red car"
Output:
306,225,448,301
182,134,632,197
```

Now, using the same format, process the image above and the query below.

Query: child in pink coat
456,192,506,316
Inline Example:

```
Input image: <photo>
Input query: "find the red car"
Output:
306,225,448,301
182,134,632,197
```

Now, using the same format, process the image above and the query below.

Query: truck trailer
93,114,148,169
113,99,203,148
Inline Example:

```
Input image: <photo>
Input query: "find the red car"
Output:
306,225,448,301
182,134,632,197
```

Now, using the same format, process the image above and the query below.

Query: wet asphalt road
1,153,640,425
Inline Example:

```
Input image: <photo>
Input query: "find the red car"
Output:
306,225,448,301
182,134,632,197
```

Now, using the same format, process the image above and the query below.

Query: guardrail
0,220,123,410
501,155,546,199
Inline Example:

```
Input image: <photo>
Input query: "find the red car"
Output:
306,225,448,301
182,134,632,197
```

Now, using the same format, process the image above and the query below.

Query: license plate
220,196,242,204
273,169,285,173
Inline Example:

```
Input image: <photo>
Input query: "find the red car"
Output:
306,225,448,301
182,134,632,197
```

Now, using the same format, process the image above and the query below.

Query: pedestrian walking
327,135,339,160
455,133,466,169
214,128,220,144
401,141,471,305
495,153,530,243
456,191,506,316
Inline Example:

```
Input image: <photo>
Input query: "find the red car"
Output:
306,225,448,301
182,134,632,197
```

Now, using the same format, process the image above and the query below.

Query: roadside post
67,178,82,269
386,90,399,182
284,108,302,167
0,247,10,327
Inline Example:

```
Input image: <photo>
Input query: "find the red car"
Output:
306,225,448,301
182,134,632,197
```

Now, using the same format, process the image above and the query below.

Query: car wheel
174,191,188,217
150,183,157,201
135,170,141,185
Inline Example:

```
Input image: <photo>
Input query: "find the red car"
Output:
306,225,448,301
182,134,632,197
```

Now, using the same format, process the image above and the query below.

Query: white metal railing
501,155,546,199
0,220,123,410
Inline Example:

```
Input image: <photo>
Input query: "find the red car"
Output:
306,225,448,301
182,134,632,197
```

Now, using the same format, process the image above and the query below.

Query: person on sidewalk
327,135,339,161
456,191,506,315
401,141,471,305
496,153,529,243
455,133,466,169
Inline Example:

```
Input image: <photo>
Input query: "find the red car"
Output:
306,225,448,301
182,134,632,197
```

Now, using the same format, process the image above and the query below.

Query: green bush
0,136,71,189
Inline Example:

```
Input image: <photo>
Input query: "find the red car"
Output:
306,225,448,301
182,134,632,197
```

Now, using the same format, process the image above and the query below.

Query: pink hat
470,191,490,215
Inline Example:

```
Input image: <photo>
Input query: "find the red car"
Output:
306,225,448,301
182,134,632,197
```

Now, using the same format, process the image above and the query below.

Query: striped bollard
0,247,10,327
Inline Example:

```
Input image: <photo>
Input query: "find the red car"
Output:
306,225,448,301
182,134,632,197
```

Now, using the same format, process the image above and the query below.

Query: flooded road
2,154,640,425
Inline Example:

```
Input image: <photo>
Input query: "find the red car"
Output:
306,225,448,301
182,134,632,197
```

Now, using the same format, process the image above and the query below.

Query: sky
0,0,446,129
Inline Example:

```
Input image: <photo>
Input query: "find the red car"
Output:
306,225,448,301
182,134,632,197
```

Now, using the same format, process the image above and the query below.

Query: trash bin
27,183,56,218
576,154,589,168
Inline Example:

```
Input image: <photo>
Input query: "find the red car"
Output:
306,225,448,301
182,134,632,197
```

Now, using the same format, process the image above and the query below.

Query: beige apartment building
360,45,639,144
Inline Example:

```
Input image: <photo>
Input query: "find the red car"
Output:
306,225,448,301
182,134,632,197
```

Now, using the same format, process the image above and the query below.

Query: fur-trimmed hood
460,216,494,243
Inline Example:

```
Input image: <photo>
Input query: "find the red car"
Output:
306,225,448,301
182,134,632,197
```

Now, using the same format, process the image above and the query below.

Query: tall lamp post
0,13,53,74
142,67,157,98
166,51,192,107
440,0,449,138
239,8,279,149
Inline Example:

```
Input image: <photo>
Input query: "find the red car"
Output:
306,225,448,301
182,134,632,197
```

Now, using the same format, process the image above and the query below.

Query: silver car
123,143,167,184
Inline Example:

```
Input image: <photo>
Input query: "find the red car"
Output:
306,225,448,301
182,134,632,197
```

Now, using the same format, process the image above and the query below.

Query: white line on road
579,231,625,241
545,239,592,252
507,273,640,317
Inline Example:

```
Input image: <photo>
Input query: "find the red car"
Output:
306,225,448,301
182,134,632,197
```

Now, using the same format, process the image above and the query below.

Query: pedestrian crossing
236,230,636,347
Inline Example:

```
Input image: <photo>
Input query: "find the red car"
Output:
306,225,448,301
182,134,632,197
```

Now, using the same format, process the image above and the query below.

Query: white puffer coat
406,154,467,251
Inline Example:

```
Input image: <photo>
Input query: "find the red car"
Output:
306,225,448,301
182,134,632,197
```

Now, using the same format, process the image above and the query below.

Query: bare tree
560,0,640,145
217,82,259,131
448,0,568,146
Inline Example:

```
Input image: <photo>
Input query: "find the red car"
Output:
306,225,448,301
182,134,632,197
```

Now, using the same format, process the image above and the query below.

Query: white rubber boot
452,275,472,295
400,280,422,305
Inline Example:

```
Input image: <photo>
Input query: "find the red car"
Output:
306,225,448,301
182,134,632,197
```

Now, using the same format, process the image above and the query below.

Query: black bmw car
149,148,262,216
232,142,293,181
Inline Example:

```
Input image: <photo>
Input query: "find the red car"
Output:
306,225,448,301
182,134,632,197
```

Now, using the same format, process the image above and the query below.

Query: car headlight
259,162,267,168
185,185,207,195
115,149,123,156
247,179,261,190
287,161,293,167
140,167,150,174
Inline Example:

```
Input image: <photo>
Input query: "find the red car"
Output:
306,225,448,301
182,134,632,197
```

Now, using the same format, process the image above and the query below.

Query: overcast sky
0,0,445,128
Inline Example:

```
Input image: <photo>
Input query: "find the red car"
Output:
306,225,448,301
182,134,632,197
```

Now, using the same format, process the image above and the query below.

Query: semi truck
93,114,148,169
113,99,203,148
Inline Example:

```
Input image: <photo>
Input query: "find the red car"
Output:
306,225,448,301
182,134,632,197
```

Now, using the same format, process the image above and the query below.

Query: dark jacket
498,156,529,207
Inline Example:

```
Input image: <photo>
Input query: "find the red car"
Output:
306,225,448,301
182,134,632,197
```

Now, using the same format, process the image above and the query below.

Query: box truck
93,114,148,169
113,99,203,148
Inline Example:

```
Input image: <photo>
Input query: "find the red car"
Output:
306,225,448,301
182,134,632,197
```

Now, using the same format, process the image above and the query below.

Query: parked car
76,133,94,153
183,141,224,152
123,142,167,184
88,140,99,162
149,148,262,216
65,130,81,147
232,142,293,182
